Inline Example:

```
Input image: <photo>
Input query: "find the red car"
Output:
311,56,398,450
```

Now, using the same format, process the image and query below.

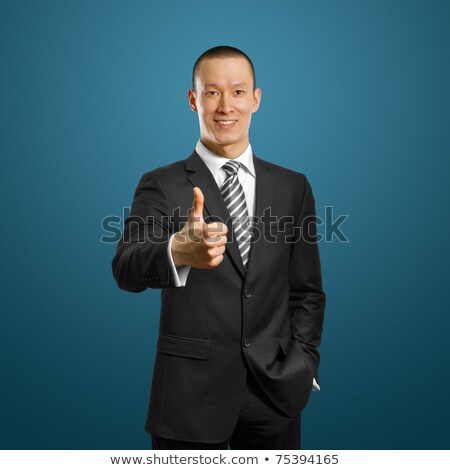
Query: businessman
112,45,326,450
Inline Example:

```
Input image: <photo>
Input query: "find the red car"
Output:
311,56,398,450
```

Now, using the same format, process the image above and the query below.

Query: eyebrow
204,83,248,88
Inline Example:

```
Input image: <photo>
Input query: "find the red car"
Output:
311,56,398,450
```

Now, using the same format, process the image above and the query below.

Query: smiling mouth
214,120,237,128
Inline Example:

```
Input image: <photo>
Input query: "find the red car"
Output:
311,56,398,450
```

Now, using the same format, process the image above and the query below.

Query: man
112,45,326,450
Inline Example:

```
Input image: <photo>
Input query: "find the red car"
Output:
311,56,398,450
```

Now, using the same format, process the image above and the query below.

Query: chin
214,132,241,144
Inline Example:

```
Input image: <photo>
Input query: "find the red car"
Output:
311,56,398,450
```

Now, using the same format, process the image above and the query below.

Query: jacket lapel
245,155,273,276
185,150,272,279
186,150,246,277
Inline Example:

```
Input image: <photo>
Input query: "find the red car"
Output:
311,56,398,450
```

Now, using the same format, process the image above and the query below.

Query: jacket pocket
276,332,292,356
157,333,212,360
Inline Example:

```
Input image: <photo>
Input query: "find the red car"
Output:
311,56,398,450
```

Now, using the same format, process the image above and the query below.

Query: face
188,56,261,158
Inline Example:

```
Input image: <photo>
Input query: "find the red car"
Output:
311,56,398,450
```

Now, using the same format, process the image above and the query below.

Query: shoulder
140,158,186,180
253,154,308,185
134,155,189,190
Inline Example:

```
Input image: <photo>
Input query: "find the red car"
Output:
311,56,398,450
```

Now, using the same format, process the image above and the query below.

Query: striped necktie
220,160,253,269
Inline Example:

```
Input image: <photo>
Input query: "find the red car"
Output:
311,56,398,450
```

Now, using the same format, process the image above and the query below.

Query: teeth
217,121,235,125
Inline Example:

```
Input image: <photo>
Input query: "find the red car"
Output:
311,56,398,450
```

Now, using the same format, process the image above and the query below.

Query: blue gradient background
1,0,449,450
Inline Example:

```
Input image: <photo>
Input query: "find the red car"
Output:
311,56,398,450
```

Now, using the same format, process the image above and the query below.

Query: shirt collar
195,139,256,178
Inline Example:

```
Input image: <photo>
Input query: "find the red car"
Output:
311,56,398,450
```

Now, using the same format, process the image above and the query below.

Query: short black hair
192,45,256,92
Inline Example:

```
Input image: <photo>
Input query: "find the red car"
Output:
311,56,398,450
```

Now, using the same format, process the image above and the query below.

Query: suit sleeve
289,175,326,385
111,171,176,292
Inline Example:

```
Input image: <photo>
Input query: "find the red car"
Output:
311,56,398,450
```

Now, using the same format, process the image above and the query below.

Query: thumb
190,186,204,223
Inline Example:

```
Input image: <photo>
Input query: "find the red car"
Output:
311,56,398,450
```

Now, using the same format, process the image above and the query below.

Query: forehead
195,56,253,87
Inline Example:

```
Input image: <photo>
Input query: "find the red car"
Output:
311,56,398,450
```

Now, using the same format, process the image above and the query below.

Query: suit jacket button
244,289,253,298
243,338,251,348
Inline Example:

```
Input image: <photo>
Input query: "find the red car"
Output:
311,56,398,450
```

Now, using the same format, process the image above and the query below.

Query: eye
206,91,219,96
235,90,245,95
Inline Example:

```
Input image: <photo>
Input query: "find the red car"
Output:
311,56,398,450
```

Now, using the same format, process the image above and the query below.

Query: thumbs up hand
171,187,228,269
188,186,206,237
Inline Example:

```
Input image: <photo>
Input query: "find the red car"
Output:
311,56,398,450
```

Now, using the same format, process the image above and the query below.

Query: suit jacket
111,149,326,443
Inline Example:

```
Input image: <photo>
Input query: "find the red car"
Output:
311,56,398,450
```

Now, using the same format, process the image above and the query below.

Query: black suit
112,149,326,444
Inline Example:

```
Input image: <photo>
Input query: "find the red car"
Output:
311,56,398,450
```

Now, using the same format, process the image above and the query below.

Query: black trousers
151,371,301,450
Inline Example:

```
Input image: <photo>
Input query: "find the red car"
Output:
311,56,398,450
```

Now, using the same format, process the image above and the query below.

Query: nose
217,93,233,114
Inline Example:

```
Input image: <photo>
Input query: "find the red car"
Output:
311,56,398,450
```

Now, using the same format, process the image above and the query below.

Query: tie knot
222,160,240,176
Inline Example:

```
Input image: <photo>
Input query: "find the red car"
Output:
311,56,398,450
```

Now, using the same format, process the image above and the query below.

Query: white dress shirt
166,139,320,392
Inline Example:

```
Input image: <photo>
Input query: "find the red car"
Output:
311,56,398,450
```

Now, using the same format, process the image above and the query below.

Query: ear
188,88,198,113
252,88,262,113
